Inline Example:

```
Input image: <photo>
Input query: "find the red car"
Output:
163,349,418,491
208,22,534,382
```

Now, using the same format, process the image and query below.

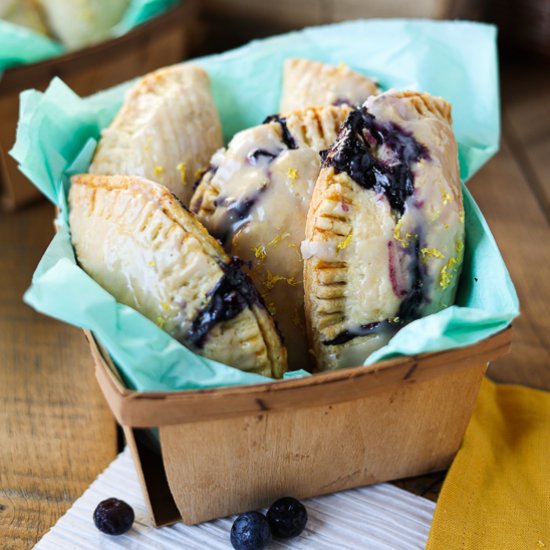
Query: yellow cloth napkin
427,377,550,550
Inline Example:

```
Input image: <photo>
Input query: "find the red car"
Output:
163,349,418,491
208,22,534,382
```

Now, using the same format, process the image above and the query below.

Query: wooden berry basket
0,0,197,211
86,325,513,527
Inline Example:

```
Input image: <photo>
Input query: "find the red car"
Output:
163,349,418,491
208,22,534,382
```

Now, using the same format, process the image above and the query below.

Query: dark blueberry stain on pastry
324,107,429,215
323,238,426,347
247,148,280,166
170,191,192,213
263,114,297,150
396,239,425,322
211,197,256,243
211,187,268,245
186,257,261,348
322,321,381,346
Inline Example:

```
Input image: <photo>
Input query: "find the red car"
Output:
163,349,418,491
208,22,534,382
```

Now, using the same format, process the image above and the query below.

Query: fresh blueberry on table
230,511,272,550
267,497,308,539
93,498,135,535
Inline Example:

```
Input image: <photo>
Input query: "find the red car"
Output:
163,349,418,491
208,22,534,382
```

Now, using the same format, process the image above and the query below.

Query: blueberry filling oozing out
325,107,429,215
263,114,298,150
322,321,381,346
322,108,430,348
185,257,262,348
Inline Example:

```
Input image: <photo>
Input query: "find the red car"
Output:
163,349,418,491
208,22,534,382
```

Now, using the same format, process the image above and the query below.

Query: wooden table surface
1,60,549,547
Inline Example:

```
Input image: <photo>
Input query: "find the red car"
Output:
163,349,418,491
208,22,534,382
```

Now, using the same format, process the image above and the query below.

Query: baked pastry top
190,105,351,371
0,0,48,34
90,64,223,207
303,90,464,371
280,58,379,113
69,174,287,378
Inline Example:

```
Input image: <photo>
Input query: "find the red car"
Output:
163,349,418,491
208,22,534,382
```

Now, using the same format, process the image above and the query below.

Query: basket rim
88,325,513,427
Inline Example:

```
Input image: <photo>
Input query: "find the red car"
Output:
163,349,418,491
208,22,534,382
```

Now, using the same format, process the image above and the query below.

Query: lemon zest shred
264,271,286,290
421,247,445,261
440,187,453,205
148,260,156,268
264,270,298,290
287,167,298,180
252,244,267,261
440,257,459,289
337,231,353,251
176,162,187,184
393,219,412,248
459,211,465,224
154,165,164,177
268,233,290,248
155,316,165,329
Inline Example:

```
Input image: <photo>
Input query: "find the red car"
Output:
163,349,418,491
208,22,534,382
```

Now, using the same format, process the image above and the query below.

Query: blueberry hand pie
69,174,287,378
38,0,129,49
303,90,464,371
280,58,379,113
90,64,223,206
190,105,350,371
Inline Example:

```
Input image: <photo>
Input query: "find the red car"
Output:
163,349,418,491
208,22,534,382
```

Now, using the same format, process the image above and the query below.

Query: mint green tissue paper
0,21,63,71
115,0,180,34
12,19,518,392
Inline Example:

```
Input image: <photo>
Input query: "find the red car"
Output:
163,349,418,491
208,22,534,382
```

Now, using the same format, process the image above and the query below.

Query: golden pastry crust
190,105,350,371
303,91,463,371
69,174,287,378
90,64,223,206
280,58,379,113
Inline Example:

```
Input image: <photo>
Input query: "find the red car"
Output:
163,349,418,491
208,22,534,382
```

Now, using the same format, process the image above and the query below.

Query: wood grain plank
468,141,550,389
0,202,117,548
394,86,550,498
500,61,550,222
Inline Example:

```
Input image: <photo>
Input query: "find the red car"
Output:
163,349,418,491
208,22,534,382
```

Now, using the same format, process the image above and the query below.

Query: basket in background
0,0,197,211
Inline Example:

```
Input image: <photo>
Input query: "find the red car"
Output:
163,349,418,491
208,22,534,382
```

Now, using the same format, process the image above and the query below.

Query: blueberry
93,498,134,535
230,511,271,550
267,497,307,539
